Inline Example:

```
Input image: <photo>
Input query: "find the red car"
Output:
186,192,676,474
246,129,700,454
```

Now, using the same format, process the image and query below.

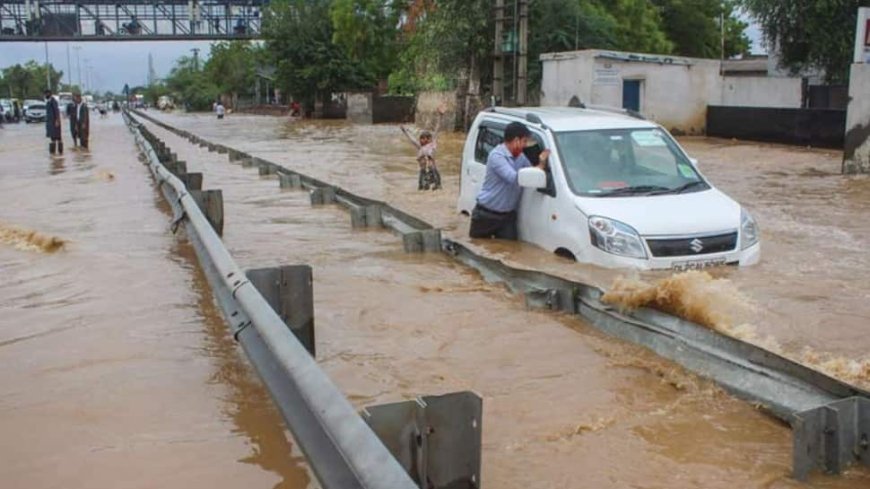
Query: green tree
528,0,620,88
602,0,673,54
330,0,402,82
164,56,220,111
1,61,63,98
739,0,868,82
263,0,370,108
205,41,257,106
388,0,492,93
653,0,749,58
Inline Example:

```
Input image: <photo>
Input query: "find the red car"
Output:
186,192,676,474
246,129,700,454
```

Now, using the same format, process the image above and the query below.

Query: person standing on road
215,101,225,120
44,90,63,155
400,104,446,191
469,121,549,240
74,93,90,149
66,98,78,147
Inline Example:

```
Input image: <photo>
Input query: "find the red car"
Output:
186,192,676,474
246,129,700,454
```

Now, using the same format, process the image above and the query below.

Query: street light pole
43,41,51,90
73,45,82,90
66,43,72,89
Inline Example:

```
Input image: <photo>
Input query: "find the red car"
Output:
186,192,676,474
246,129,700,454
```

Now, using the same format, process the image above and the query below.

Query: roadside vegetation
49,0,857,111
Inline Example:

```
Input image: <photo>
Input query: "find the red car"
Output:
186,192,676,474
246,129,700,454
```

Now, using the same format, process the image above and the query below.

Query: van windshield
554,128,708,197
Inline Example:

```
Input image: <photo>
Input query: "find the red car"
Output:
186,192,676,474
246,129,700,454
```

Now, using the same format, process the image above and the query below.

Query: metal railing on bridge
0,0,266,41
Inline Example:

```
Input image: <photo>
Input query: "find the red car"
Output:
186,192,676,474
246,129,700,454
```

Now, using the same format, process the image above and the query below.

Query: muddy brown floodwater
0,116,311,488
134,111,870,488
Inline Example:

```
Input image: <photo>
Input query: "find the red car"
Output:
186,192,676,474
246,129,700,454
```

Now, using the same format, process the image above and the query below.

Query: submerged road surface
138,112,869,488
0,116,311,488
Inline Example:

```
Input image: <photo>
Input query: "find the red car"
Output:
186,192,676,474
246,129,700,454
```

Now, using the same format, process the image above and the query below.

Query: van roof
483,106,657,132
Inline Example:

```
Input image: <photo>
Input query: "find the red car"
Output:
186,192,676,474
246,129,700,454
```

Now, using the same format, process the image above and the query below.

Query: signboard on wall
593,68,620,86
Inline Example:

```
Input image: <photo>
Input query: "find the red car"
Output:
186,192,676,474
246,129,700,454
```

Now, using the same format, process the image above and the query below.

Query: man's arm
399,126,421,149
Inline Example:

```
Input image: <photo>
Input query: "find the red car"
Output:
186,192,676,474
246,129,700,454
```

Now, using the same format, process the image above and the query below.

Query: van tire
554,248,576,261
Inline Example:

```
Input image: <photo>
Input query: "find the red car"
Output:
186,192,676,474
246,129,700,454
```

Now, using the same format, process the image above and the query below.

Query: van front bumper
586,242,760,271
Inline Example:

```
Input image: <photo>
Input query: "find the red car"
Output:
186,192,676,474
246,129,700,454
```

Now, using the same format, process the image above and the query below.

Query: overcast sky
1,18,765,93
0,40,213,92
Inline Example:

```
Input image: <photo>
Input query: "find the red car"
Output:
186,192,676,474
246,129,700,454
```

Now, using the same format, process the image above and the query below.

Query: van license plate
671,258,727,271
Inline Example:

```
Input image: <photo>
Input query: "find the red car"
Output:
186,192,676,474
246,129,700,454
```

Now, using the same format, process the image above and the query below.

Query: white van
457,107,760,270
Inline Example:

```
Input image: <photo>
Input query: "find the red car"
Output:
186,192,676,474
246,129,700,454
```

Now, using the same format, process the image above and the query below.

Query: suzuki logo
689,238,704,253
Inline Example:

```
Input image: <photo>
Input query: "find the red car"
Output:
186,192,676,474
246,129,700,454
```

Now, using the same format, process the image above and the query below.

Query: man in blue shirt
470,121,549,239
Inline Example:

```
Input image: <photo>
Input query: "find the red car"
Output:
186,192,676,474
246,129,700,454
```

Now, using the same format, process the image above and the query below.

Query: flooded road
0,116,310,488
149,112,870,385
138,112,870,488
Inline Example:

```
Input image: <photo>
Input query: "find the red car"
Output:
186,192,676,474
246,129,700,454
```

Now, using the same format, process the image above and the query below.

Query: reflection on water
179,241,311,489
0,116,310,489
140,113,870,488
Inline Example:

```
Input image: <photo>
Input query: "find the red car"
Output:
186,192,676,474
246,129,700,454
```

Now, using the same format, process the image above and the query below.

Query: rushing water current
2,111,869,488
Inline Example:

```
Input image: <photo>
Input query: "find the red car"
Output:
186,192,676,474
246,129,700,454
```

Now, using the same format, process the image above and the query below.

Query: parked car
0,99,13,122
457,106,761,270
24,102,46,123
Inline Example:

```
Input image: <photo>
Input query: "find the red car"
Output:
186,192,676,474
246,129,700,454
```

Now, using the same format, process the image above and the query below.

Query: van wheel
554,248,576,261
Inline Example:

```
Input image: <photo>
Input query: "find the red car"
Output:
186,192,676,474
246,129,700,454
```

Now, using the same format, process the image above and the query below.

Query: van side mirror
518,167,547,189
689,157,699,166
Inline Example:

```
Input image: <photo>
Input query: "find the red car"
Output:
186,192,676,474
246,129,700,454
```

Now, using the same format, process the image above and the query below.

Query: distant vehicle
24,102,46,123
0,99,13,122
58,91,73,111
458,106,761,270
157,95,175,111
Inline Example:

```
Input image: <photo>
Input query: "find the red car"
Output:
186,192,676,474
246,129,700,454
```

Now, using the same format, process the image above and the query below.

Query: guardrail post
190,189,224,236
279,172,303,189
165,160,188,178
259,162,277,176
246,265,316,356
793,397,870,480
403,229,442,253
350,205,383,228
362,391,483,489
180,172,203,191
311,187,336,206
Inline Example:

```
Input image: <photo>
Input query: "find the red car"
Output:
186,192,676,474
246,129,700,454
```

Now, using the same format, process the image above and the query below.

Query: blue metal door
622,80,641,112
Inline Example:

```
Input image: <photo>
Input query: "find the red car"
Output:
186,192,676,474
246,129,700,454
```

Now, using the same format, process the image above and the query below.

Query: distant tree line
0,61,64,99
153,0,866,112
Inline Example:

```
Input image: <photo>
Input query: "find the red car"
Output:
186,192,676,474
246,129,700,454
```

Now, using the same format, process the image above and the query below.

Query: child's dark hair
420,130,432,140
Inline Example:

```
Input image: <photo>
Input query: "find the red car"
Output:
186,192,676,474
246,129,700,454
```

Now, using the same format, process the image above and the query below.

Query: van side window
474,124,505,163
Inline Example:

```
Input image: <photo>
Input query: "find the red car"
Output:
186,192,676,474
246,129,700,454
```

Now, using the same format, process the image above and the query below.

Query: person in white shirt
73,93,90,149
215,102,225,119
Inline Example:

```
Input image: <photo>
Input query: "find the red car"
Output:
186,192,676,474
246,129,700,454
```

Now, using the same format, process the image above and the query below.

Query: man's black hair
504,121,530,142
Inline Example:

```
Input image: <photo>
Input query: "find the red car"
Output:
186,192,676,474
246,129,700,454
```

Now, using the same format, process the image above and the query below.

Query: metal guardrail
122,110,482,489
129,109,870,480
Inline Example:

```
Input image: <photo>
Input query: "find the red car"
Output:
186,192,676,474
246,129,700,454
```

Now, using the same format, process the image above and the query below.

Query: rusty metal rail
130,109,870,480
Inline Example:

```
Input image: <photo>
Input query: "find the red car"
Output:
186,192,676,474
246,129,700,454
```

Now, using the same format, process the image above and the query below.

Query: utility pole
66,43,72,89
191,47,200,70
43,41,51,90
517,0,528,105
492,0,528,106
493,0,504,104
73,45,82,89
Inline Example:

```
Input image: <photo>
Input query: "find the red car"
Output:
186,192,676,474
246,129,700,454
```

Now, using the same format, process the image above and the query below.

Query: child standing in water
400,104,446,190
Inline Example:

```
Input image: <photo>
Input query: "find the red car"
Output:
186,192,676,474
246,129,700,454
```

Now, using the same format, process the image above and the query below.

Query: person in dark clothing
44,90,63,155
73,93,90,149
66,100,78,146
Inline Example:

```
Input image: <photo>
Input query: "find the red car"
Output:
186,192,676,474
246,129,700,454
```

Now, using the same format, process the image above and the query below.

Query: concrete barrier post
190,189,224,236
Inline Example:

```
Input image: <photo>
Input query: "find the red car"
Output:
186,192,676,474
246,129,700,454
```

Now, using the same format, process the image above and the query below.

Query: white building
540,49,804,134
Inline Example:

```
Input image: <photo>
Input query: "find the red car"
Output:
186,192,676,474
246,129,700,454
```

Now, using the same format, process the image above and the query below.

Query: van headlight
741,209,759,250
588,216,647,259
